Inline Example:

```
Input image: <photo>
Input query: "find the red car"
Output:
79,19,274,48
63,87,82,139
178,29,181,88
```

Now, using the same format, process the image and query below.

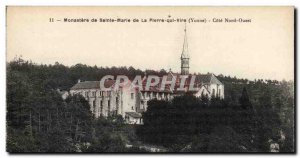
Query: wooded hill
6,58,294,152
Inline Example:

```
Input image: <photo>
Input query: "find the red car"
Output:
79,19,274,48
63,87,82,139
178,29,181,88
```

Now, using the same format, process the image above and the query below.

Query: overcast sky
7,7,294,81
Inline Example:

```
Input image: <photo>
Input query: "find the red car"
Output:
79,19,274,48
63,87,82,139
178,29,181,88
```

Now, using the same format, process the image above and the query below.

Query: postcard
6,6,295,153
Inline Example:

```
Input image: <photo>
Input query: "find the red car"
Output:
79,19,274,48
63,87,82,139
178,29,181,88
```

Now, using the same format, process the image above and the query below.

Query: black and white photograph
5,6,295,153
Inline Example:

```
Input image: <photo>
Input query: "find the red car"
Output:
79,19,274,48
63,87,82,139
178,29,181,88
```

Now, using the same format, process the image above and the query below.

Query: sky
6,7,294,81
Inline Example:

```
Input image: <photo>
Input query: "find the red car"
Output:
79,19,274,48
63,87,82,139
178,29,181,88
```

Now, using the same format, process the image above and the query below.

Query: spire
180,23,190,75
181,23,189,59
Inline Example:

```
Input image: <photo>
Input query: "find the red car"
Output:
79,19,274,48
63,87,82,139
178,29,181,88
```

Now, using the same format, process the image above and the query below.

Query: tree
6,58,295,152
138,94,257,152
239,87,252,109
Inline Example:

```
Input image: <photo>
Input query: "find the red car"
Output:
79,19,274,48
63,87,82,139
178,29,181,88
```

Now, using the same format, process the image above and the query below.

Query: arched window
108,100,111,113
92,100,96,113
100,100,103,116
116,97,119,114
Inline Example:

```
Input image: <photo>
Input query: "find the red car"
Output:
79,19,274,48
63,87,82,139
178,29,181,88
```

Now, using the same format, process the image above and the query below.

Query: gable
196,73,223,85
210,74,223,85
194,85,211,97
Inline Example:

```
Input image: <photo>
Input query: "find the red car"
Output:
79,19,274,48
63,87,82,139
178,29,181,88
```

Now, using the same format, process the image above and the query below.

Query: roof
70,73,223,92
210,74,223,85
196,73,223,85
126,112,142,118
70,80,115,90
140,77,173,93
139,72,223,93
167,71,223,85
196,74,211,83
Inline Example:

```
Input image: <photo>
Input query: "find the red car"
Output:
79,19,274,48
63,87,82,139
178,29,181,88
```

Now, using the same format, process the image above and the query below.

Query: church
69,26,224,124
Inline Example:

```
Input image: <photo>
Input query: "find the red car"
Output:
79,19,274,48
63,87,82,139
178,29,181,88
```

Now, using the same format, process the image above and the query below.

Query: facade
69,80,138,118
68,26,224,124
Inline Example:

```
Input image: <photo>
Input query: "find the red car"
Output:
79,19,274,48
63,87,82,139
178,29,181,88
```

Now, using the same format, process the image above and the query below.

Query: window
212,89,216,96
100,100,103,116
85,91,88,97
107,91,111,97
107,100,110,112
98,108,101,116
140,101,145,109
131,93,134,99
92,91,96,97
116,97,119,114
92,100,96,114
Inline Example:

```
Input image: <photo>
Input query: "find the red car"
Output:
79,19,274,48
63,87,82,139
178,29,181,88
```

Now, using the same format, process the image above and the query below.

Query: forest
6,58,294,152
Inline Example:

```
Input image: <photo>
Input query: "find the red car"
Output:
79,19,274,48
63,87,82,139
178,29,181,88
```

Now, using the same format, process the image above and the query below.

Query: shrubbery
137,87,292,152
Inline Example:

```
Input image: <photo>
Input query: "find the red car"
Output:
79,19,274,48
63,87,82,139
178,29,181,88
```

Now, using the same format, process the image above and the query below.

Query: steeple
180,23,190,75
181,23,189,59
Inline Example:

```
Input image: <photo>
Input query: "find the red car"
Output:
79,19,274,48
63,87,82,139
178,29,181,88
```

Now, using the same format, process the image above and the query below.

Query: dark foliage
137,94,256,151
137,84,294,152
6,58,148,152
6,58,294,152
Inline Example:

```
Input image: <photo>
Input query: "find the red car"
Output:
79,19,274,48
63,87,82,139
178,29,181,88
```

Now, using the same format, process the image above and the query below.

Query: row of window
91,99,120,116
212,88,222,97
130,92,171,100
78,91,112,97
140,92,170,99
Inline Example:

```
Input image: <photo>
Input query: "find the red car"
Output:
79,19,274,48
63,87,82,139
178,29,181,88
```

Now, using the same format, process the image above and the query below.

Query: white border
0,0,298,158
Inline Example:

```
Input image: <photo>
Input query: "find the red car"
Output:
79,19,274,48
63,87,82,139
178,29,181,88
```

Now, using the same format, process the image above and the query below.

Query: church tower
181,24,190,75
